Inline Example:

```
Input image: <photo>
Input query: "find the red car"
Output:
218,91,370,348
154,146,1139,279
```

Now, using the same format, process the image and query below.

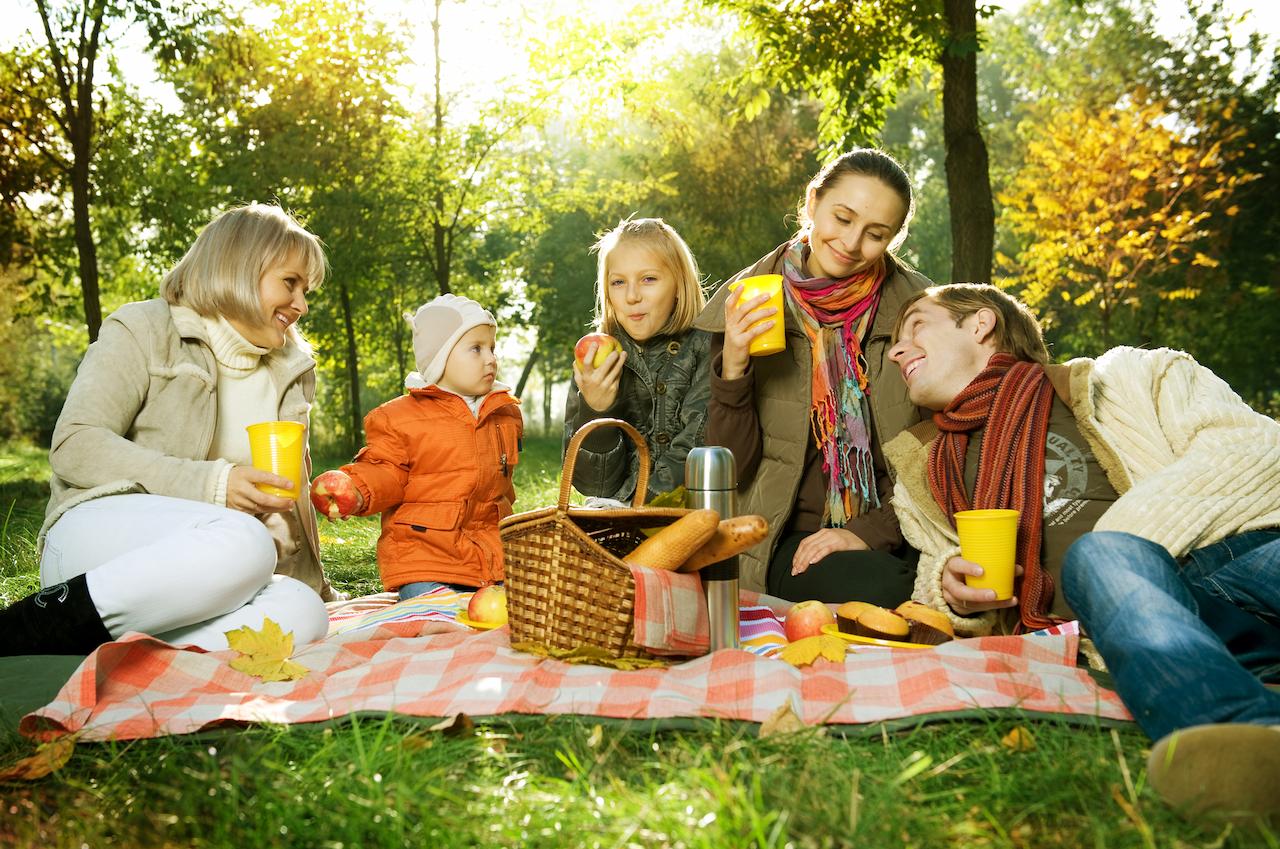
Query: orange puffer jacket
342,386,522,590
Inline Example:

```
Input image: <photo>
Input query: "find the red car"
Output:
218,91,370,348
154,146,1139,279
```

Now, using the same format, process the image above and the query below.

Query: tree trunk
41,0,106,342
542,368,552,434
433,221,451,294
338,279,363,452
941,0,994,283
71,133,102,342
392,295,410,380
428,0,451,296
514,346,540,398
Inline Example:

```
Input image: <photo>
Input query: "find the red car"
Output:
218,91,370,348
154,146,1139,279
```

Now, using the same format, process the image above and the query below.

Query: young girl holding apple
562,217,710,503
0,203,334,656
310,294,523,601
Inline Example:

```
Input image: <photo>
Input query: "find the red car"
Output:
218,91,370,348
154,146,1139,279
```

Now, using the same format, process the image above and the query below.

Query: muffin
894,601,955,646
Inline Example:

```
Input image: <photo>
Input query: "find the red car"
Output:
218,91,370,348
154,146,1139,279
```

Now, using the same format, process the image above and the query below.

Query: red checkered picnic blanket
20,620,1129,743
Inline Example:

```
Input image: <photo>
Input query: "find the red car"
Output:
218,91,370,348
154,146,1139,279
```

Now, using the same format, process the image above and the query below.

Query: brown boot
1147,723,1280,825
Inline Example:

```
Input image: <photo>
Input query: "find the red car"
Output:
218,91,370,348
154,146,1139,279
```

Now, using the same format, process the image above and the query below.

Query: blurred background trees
1,0,1276,454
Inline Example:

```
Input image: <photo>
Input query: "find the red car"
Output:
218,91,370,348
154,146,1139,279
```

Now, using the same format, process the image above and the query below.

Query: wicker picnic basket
500,418,693,658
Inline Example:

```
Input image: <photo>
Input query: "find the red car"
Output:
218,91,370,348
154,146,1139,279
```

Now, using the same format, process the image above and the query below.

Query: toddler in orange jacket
311,295,523,599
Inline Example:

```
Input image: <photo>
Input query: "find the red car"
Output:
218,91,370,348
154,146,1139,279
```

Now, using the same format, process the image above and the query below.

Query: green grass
1,437,1276,848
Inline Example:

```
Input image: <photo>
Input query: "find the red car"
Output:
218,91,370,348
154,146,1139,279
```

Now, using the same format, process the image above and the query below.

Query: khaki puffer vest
693,244,930,592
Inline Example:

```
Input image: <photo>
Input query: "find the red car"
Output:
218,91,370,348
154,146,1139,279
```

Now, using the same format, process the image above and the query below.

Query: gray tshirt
963,396,1119,620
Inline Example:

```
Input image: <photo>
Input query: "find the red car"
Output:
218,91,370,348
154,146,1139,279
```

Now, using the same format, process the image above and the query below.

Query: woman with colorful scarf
693,150,933,604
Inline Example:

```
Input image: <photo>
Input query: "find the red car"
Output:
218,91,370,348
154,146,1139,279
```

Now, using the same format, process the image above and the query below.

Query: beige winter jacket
884,346,1280,636
41,298,335,601
694,244,932,592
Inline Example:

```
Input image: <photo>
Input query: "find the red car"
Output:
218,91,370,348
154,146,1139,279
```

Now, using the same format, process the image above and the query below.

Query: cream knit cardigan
883,346,1280,636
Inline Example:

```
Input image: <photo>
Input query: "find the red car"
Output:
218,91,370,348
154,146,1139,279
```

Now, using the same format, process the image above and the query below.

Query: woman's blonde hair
592,217,706,338
160,203,327,334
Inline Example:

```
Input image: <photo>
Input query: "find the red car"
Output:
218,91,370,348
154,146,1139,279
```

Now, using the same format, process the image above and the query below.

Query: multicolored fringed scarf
781,239,886,526
926,353,1061,631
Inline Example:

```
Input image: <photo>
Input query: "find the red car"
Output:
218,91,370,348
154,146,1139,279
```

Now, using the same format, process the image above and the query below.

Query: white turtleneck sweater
202,316,279,505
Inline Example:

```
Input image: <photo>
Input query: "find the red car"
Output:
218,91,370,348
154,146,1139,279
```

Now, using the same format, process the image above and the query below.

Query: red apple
310,470,361,520
574,332,622,369
784,599,836,642
467,585,508,625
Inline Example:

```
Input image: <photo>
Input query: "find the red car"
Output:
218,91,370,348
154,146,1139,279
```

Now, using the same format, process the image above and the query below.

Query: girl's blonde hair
161,203,327,337
592,217,705,338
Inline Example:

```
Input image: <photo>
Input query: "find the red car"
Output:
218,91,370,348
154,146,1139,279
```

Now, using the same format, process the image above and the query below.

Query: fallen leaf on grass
1000,726,1036,752
777,634,847,667
226,617,309,682
427,713,475,737
759,699,806,737
587,724,604,748
0,736,76,781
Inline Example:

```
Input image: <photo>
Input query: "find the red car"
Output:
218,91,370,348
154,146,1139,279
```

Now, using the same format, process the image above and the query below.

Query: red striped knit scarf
927,353,1060,630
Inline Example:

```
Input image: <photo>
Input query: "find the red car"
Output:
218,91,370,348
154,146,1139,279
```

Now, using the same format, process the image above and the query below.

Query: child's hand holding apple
310,470,364,520
572,332,626,412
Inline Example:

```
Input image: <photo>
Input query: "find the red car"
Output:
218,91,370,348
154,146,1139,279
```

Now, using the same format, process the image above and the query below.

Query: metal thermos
685,446,739,651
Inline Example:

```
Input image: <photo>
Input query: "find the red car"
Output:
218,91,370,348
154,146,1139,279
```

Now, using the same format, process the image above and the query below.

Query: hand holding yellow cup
729,274,785,356
955,509,1019,600
246,421,305,499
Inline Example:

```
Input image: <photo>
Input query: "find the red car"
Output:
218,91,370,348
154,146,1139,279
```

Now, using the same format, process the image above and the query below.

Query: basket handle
560,417,651,510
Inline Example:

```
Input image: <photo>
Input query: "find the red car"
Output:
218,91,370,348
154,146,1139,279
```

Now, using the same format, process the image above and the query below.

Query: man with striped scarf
882,283,1280,826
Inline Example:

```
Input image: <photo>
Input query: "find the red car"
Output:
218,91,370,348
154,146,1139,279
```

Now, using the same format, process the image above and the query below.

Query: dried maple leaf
777,634,847,667
1001,726,1036,752
759,700,806,737
427,713,475,736
225,617,309,682
0,736,76,782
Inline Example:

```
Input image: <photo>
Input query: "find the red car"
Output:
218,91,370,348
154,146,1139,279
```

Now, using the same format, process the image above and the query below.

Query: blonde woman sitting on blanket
0,203,337,656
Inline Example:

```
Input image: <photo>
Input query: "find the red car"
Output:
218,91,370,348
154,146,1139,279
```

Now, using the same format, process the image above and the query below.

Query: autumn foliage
997,94,1258,347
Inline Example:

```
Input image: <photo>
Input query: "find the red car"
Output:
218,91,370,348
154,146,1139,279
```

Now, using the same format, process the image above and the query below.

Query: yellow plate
820,623,933,650
456,614,503,631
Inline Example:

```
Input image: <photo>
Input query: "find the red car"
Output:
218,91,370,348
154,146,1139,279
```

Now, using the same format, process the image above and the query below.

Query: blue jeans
397,581,478,601
1063,530,1280,740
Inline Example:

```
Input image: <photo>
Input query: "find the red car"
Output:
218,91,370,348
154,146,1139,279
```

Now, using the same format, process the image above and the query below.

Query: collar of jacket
408,383,519,421
883,356,1133,536
897,361,1078,447
170,304,316,391
614,331,684,383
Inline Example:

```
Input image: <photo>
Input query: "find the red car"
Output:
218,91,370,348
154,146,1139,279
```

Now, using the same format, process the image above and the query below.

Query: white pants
41,494,329,651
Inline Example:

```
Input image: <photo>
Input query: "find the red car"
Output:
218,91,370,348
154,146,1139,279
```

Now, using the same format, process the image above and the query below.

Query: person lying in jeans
881,282,1280,825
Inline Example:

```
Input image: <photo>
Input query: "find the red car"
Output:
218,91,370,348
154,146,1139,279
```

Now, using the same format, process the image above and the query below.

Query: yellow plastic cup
246,421,305,499
730,274,786,356
955,509,1019,600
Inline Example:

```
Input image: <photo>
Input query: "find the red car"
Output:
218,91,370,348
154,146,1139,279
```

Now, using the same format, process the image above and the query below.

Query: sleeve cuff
213,463,232,507
710,352,754,406
842,515,896,552
340,467,377,515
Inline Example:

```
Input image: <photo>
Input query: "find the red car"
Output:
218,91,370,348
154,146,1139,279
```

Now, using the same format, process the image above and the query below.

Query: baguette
624,509,720,571
677,515,769,573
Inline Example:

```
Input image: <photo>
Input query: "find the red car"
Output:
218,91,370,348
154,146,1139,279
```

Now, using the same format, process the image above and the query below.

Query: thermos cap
685,446,736,491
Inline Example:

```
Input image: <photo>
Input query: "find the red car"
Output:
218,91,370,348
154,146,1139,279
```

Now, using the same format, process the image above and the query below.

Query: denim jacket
563,328,711,502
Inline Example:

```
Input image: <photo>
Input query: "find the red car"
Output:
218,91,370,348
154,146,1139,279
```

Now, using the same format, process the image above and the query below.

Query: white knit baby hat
406,294,496,388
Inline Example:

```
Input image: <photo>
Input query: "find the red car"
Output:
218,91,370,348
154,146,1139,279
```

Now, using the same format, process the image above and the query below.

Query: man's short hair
894,283,1050,364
